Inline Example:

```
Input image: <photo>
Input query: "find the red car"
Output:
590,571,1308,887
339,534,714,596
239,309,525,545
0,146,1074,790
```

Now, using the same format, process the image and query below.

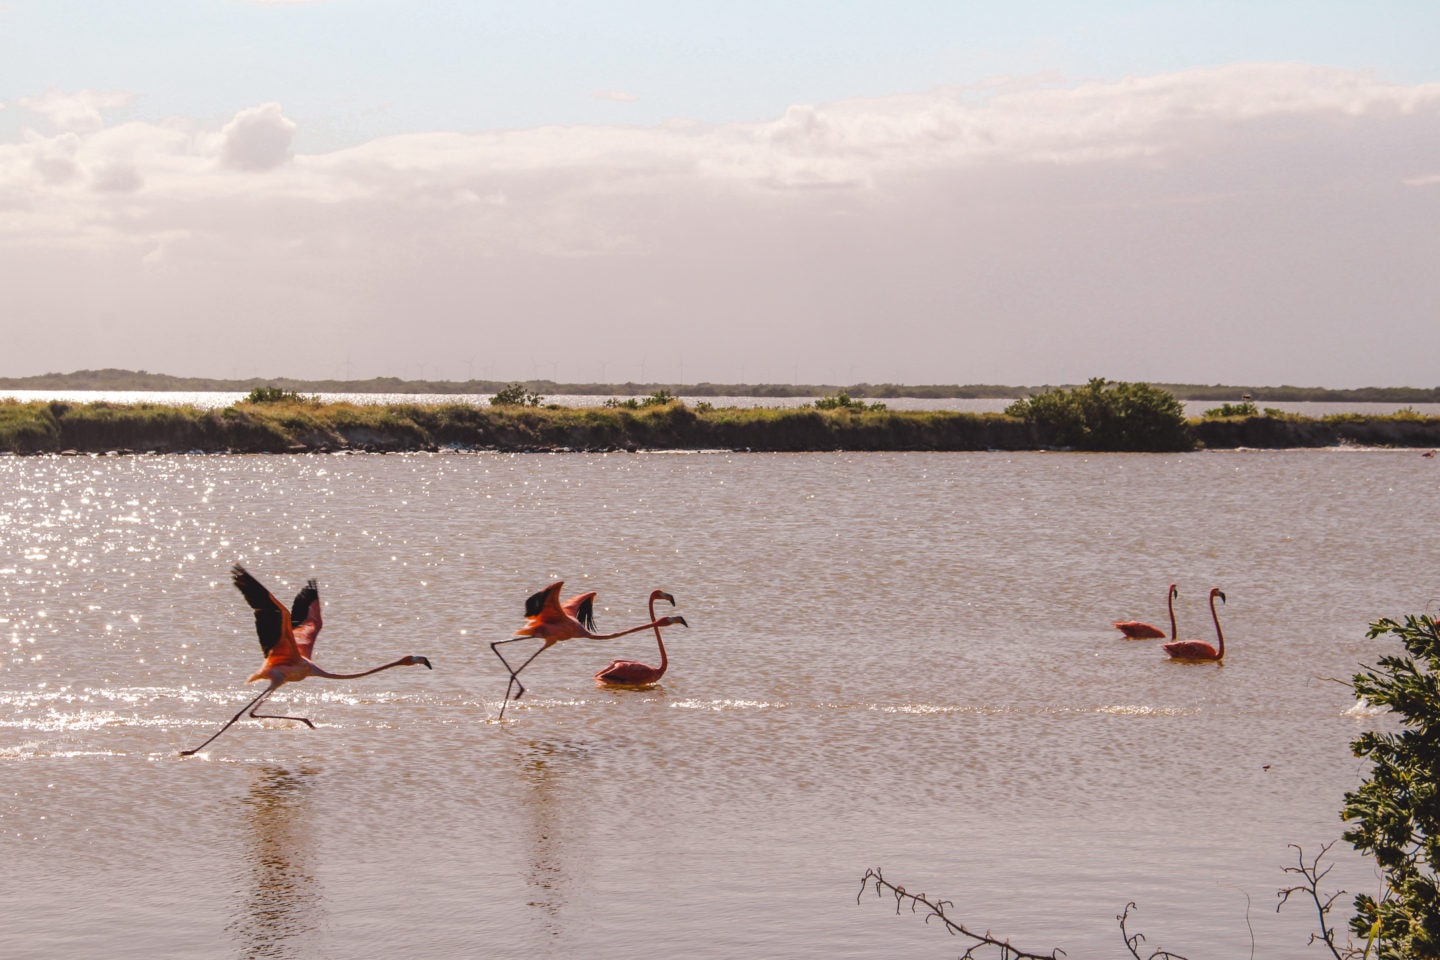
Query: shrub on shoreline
1,396,1438,455
1005,378,1193,451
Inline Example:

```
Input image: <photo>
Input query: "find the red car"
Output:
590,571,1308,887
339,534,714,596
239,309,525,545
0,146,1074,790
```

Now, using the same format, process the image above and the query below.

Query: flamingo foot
251,713,317,729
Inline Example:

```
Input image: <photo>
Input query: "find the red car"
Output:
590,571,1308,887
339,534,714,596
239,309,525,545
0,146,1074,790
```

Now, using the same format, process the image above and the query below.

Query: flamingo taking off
180,565,432,755
1114,584,1178,639
490,581,688,718
1163,587,1227,661
594,590,686,686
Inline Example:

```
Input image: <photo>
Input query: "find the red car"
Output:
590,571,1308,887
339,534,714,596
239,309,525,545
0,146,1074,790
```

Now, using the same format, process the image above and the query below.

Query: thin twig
1118,902,1191,960
1276,842,1359,960
857,867,1066,959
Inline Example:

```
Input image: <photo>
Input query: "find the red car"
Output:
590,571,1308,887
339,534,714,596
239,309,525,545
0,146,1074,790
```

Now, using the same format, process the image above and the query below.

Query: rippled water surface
2,449,1436,957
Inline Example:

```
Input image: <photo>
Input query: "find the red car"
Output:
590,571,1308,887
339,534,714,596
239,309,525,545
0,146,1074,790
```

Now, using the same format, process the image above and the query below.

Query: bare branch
1276,842,1362,960
858,867,1065,960
1118,902,1191,960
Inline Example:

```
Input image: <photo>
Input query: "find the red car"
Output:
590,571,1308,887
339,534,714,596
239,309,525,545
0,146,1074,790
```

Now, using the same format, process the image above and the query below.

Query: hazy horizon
3,3,1437,388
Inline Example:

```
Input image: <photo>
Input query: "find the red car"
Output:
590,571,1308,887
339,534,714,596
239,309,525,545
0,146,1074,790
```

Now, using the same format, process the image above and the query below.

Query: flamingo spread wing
232,565,295,659
562,592,598,633
290,579,322,659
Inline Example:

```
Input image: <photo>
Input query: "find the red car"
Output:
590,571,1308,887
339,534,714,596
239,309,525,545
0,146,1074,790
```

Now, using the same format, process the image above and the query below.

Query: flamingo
1114,584,1179,640
181,565,432,755
594,590,685,686
490,581,688,718
1163,587,1227,661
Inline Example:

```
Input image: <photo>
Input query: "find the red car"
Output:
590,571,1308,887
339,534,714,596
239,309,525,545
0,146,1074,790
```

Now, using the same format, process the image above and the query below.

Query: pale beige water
1,449,1433,957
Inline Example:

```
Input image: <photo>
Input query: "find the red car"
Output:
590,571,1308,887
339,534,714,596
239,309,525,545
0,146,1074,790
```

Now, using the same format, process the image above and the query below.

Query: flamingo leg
180,683,279,756
490,637,549,719
249,696,317,730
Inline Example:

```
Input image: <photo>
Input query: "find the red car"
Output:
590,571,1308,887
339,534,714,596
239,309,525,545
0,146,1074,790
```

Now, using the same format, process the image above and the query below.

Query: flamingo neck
649,597,668,679
591,619,671,641
1166,588,1177,641
1211,595,1224,659
310,657,414,680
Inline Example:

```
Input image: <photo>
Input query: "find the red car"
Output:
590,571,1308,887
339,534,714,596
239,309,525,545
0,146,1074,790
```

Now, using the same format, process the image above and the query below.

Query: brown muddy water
2,449,1434,958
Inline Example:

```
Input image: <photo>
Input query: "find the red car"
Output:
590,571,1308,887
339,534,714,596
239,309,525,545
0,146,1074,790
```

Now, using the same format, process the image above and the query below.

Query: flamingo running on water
490,581,688,718
181,565,432,755
1114,584,1178,639
1163,587,1227,661
594,590,685,686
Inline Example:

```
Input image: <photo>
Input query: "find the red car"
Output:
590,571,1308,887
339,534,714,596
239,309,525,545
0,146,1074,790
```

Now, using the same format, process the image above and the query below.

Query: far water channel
1,448,1436,958
4,388,1440,421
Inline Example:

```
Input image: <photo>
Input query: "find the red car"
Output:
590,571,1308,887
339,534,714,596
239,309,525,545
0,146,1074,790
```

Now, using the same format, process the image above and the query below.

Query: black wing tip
575,595,597,632
524,582,559,618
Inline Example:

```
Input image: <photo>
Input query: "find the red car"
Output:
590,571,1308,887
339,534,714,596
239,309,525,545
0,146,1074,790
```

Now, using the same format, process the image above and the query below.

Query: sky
1,1,1438,388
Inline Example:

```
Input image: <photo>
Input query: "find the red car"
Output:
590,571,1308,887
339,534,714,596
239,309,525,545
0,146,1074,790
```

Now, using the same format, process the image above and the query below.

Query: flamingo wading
594,590,685,686
1163,587,1227,661
1114,584,1178,640
181,565,432,755
490,581,688,718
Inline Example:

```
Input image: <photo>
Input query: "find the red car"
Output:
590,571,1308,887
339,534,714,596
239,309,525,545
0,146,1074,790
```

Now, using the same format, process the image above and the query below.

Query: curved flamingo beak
414,656,433,669
671,616,688,628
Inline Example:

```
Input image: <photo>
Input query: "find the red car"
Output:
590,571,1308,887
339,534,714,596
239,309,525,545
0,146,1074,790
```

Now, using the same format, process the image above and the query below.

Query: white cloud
218,102,296,172
591,90,638,103
0,64,1437,384
91,163,144,193
15,88,134,132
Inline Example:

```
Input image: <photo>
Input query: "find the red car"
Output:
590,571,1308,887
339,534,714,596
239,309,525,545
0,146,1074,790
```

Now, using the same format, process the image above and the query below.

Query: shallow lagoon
2,448,1432,957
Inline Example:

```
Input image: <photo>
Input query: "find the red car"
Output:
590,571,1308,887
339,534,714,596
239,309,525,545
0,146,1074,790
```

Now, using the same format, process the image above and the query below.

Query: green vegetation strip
2,380,1438,454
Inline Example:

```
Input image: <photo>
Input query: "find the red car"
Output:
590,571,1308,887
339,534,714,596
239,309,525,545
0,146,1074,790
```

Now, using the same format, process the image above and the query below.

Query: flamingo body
491,581,688,717
1114,584,1178,639
595,590,681,686
1113,620,1166,640
181,565,432,755
1163,588,1227,661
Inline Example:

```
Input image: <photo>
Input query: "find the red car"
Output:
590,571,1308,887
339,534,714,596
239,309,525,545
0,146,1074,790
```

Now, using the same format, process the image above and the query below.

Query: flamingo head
649,590,676,606
406,656,434,669
662,615,688,628
1211,588,1226,605
1168,583,1178,599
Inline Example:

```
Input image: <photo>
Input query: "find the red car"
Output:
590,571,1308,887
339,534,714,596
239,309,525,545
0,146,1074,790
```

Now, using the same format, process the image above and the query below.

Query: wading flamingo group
1162,587,1227,661
594,590,685,686
181,565,432,755
490,581,689,718
1114,583,1178,640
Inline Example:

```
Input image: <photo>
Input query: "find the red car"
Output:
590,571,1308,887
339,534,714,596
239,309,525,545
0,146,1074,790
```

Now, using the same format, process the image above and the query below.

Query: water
5,387,1439,418
2,448,1435,958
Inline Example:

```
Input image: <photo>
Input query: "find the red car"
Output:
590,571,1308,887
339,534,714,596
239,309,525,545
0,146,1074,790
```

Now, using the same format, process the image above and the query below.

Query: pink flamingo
594,590,685,686
490,581,688,718
1163,587,1227,661
181,565,432,755
1114,583,1178,639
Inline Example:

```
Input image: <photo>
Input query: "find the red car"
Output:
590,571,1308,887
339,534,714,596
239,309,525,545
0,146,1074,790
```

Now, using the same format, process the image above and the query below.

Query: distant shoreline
1,368,1437,404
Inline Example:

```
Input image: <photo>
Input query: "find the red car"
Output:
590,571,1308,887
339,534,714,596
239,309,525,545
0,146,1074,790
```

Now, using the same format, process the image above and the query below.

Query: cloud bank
1,65,1437,386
